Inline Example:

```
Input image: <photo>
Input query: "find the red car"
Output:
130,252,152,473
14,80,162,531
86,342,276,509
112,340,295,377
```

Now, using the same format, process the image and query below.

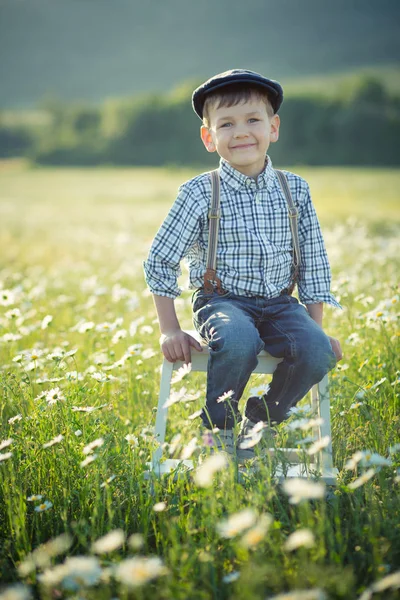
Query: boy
144,69,342,460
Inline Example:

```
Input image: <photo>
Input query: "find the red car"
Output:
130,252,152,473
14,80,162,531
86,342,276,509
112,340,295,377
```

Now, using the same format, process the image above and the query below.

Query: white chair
148,331,338,485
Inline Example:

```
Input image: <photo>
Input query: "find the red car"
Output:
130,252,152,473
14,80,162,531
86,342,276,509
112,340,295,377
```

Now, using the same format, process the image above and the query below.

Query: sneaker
236,417,276,462
200,426,235,458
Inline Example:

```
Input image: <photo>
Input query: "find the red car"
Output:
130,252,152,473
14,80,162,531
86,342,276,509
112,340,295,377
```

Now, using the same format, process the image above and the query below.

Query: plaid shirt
143,156,340,308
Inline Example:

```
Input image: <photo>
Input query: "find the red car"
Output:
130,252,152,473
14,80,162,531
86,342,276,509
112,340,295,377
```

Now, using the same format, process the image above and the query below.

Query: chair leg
152,359,174,468
317,374,334,472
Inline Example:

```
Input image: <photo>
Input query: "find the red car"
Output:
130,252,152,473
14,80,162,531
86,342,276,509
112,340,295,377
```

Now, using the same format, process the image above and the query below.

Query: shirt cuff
301,292,342,309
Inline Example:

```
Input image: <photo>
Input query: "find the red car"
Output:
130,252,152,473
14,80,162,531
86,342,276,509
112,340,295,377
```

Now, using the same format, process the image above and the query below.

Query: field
0,161,399,600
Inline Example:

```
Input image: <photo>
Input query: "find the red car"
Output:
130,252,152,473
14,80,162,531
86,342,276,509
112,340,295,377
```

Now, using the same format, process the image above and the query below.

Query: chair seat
146,330,337,484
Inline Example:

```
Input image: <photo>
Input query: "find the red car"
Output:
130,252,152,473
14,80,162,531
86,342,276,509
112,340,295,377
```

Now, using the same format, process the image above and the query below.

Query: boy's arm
153,295,203,364
306,302,342,361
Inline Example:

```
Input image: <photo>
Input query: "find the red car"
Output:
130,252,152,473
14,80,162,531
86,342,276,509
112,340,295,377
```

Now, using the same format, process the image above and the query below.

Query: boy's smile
201,97,280,179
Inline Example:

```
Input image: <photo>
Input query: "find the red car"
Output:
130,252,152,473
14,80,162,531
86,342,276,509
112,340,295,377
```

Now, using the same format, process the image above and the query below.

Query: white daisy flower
193,453,228,488
171,362,192,384
83,438,104,455
240,514,273,548
216,509,257,538
34,501,53,512
284,528,315,551
249,384,270,397
8,414,22,424
0,583,32,600
0,452,13,462
80,455,98,468
348,468,376,490
306,436,330,456
222,571,240,583
44,387,65,405
163,386,187,408
92,529,125,554
115,556,167,588
0,438,13,451
180,437,198,460
43,434,64,448
216,390,234,403
282,478,326,504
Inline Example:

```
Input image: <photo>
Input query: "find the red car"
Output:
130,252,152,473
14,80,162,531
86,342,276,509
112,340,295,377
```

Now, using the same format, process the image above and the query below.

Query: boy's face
200,96,280,178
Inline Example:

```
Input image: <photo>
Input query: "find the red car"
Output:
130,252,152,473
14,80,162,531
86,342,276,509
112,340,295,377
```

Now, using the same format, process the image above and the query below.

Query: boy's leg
244,296,336,425
192,290,264,430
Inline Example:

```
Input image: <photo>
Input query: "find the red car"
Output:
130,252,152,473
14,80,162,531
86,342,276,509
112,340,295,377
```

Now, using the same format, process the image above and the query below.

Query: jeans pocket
192,288,232,313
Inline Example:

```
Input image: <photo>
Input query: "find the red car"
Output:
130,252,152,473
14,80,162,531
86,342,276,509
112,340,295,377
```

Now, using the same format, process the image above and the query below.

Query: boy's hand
328,336,342,362
160,329,203,365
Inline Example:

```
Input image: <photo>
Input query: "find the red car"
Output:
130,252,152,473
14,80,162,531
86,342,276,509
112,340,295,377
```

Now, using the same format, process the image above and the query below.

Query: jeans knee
210,329,261,365
296,337,335,381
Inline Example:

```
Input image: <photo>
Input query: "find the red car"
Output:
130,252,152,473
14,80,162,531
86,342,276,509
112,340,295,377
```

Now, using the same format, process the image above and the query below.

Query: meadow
0,160,399,600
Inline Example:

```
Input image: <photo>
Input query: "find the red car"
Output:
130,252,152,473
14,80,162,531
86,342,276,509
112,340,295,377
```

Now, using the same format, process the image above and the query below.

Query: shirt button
255,193,260,202
246,179,252,187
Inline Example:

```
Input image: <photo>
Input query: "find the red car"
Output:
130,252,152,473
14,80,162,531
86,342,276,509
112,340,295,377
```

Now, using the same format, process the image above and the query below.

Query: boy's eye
220,122,232,128
249,118,260,123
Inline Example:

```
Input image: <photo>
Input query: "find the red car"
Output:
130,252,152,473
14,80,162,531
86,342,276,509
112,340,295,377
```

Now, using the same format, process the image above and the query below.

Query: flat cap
192,69,283,119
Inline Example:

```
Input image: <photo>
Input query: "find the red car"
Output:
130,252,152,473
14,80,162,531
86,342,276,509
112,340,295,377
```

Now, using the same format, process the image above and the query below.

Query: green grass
0,161,399,599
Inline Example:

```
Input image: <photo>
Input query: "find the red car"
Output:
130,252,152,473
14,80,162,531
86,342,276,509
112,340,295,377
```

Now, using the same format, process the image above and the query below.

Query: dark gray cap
192,69,283,119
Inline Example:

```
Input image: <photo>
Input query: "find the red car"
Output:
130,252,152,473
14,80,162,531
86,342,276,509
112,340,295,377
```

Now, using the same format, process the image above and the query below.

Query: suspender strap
204,168,301,296
203,169,225,294
275,169,301,294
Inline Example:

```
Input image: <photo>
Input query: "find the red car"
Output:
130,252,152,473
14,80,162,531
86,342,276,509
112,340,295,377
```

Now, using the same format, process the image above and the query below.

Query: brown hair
202,84,274,127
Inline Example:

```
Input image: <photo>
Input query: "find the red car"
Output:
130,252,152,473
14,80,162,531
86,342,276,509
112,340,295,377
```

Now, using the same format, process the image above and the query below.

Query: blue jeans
192,290,336,430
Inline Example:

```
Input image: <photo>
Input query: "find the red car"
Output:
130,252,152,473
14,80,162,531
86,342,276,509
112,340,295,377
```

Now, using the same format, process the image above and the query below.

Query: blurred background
1,0,399,168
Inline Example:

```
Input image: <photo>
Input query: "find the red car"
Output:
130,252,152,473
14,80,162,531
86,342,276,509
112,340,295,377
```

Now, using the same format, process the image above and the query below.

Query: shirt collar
219,155,276,191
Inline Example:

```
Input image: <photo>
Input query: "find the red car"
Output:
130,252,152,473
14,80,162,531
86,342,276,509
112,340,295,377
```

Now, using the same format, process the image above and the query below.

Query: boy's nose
233,128,250,138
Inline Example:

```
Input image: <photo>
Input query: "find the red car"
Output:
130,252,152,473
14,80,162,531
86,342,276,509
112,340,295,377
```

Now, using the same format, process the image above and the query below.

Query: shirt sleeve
143,183,203,298
296,182,342,309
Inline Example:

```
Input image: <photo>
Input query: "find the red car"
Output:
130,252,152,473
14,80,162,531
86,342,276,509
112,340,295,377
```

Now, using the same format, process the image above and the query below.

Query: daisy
193,453,228,488
216,509,257,538
216,390,234,403
171,362,192,384
306,436,330,456
8,414,22,424
100,474,116,488
80,455,98,468
222,571,240,583
180,437,198,460
284,528,315,551
83,438,104,455
34,501,53,512
128,533,144,550
240,514,273,548
0,584,32,600
0,452,13,462
44,387,65,405
348,468,376,490
163,386,187,408
282,478,326,504
115,556,167,588
92,529,125,554
249,384,270,398
0,438,13,451
43,434,64,448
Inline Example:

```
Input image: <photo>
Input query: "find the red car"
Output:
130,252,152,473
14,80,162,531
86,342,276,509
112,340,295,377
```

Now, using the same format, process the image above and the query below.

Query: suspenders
203,169,301,296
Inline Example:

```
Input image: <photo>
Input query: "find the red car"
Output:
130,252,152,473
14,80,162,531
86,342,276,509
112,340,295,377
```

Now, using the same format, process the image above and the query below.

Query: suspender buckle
288,206,299,218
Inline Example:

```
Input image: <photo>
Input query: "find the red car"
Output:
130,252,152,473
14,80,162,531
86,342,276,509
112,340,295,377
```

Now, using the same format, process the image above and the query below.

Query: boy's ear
200,125,216,153
270,114,280,143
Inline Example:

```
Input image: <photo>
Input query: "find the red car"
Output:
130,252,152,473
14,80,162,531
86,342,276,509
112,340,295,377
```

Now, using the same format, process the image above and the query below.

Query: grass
0,161,399,599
